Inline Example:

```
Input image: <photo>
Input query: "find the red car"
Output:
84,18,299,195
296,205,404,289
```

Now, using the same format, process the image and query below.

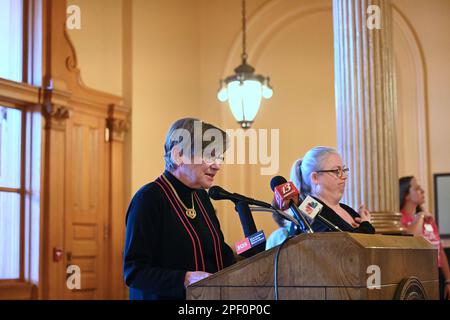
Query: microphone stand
248,206,301,227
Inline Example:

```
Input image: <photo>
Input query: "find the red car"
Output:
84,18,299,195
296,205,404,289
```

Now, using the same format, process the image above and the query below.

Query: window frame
0,0,42,293
0,103,26,281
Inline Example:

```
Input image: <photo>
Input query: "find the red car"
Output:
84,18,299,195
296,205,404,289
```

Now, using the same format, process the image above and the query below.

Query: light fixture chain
241,0,247,61
217,0,273,129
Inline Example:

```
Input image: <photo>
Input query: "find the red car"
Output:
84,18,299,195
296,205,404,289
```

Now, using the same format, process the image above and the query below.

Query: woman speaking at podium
290,146,375,234
123,118,235,300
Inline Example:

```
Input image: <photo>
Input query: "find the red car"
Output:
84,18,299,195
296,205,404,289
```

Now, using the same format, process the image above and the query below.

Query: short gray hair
290,146,339,196
164,118,229,171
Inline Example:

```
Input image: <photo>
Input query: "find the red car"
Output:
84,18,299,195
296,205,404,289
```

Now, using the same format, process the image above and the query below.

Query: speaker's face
179,156,221,190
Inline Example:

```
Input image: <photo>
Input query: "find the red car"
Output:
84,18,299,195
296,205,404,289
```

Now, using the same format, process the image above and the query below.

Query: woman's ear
171,146,183,167
310,171,319,185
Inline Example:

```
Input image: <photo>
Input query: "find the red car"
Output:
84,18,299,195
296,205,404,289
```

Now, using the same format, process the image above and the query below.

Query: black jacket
310,196,376,234
123,171,235,300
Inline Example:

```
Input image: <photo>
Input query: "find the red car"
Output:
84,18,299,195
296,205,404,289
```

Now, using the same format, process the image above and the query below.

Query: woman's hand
418,211,433,223
354,204,372,224
405,213,426,235
184,271,211,288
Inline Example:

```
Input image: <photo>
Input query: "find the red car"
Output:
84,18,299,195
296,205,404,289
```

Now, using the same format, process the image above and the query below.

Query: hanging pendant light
217,0,273,129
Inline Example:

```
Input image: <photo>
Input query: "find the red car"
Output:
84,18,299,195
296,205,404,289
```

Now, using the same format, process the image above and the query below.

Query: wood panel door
64,111,108,299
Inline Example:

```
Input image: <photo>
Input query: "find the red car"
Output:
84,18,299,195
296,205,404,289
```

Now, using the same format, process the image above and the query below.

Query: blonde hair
290,146,339,196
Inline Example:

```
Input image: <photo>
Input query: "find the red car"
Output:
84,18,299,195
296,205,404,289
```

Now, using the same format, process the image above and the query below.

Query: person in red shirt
399,176,450,300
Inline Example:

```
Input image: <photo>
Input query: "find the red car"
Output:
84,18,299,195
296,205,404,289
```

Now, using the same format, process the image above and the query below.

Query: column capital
107,104,130,142
41,88,73,130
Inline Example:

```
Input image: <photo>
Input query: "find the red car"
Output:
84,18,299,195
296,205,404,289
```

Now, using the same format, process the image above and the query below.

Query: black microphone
270,176,314,234
235,201,257,238
234,201,266,258
208,186,272,209
209,186,300,227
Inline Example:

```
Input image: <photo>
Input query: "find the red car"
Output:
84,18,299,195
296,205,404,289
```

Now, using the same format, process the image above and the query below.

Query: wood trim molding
0,281,37,300
107,109,130,143
63,29,78,74
107,118,129,143
107,104,129,143
42,104,72,131
107,103,129,299
0,187,21,193
41,87,72,130
0,78,40,105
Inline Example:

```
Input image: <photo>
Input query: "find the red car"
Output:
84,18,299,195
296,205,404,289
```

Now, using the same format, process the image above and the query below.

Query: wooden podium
187,233,439,300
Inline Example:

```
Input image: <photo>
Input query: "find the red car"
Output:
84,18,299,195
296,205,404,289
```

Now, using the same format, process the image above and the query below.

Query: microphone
208,186,272,209
270,176,314,234
235,200,257,237
209,186,297,226
298,195,342,232
233,201,266,258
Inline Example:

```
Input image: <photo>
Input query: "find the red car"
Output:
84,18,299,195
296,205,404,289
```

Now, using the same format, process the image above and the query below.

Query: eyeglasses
316,167,349,179
203,154,225,165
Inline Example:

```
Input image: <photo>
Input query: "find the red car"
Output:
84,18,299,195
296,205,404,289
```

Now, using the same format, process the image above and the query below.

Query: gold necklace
162,174,197,219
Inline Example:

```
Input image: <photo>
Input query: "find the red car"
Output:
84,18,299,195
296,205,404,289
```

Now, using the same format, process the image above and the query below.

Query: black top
123,171,235,300
310,196,376,234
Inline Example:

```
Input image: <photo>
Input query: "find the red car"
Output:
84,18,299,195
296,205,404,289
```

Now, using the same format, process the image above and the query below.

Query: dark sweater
123,171,235,300
310,196,376,234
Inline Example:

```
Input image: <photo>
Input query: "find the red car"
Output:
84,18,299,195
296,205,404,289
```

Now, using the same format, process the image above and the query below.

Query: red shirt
400,210,442,268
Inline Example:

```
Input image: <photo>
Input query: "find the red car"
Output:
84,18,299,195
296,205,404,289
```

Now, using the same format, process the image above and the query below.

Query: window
0,0,24,82
0,0,42,291
0,106,23,279
0,0,33,281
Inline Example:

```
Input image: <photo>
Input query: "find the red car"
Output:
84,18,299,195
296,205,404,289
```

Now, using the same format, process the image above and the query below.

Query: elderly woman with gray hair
123,118,235,300
290,146,375,234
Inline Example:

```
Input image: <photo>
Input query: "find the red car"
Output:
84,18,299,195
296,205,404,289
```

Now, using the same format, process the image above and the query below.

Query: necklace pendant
186,208,197,219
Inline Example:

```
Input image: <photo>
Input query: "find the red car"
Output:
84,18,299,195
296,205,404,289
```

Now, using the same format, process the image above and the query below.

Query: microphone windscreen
270,175,287,191
208,186,229,200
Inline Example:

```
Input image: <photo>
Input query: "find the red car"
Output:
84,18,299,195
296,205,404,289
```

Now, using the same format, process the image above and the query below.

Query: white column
333,0,403,233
